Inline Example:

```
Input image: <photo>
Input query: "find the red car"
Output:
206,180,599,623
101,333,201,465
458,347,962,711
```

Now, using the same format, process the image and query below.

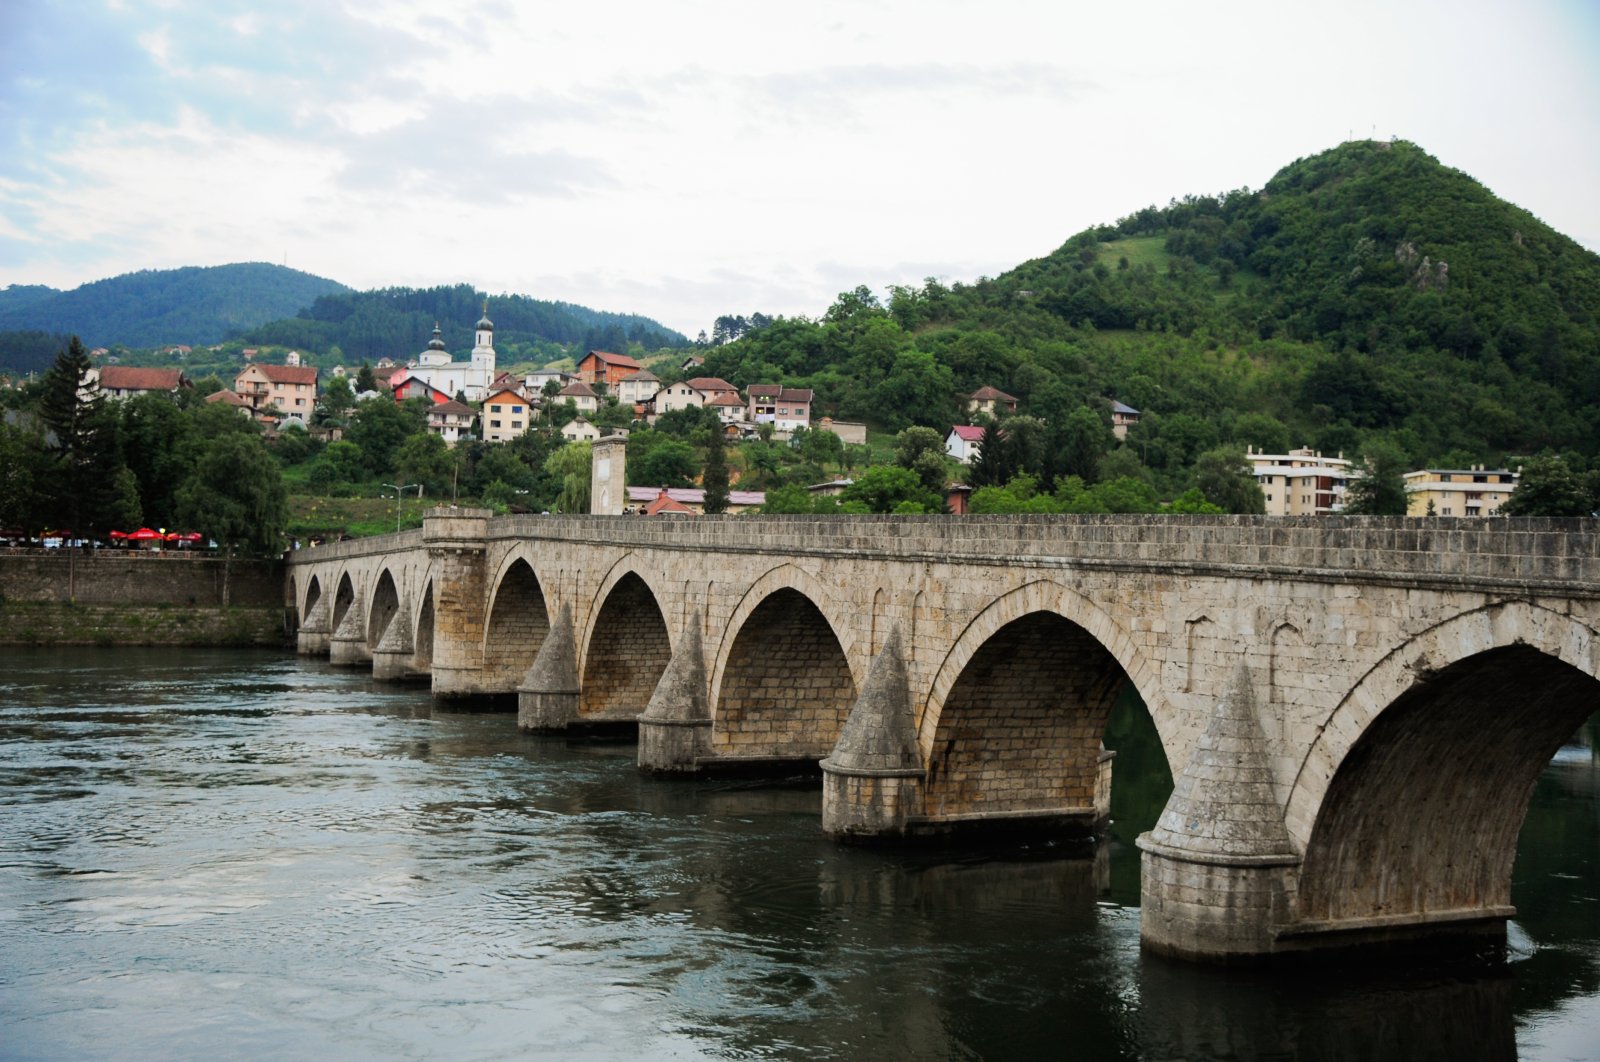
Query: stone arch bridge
286,509,1600,963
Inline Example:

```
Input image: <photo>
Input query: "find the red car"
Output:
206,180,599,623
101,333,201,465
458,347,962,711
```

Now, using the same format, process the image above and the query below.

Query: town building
557,381,600,414
482,386,535,443
946,424,986,463
204,388,254,418
968,386,1018,418
747,385,813,430
615,369,662,406
1404,466,1519,517
655,376,739,416
708,391,747,424
1110,399,1141,440
562,416,601,443
642,488,697,516
425,400,475,445
390,371,453,405
402,309,497,403
235,362,319,422
1245,446,1353,516
577,350,641,388
623,485,765,514
816,417,868,446
96,366,191,400
526,368,576,392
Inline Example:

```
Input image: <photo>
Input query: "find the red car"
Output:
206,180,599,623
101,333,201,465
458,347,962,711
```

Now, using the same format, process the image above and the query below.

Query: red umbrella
109,530,128,540
127,528,164,542
178,532,204,542
165,532,181,542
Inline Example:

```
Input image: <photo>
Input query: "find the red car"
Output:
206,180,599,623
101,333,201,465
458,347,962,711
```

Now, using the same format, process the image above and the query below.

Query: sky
2,0,1598,339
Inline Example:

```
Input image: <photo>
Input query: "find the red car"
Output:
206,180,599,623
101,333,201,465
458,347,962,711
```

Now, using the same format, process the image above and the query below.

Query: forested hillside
242,284,687,364
703,140,1600,486
0,264,349,354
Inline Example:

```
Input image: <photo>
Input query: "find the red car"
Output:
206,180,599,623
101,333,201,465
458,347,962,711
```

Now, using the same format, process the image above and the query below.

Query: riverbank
0,550,290,647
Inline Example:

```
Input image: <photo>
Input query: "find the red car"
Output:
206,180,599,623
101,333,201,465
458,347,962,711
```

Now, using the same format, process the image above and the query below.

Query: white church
405,304,497,403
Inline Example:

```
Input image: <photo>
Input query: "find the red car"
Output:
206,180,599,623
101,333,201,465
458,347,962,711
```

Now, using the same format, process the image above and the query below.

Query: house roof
950,424,986,442
709,391,745,407
582,350,640,369
621,369,660,382
99,366,187,391
685,376,738,393
969,385,1016,402
430,400,474,416
247,364,319,385
204,389,250,407
559,381,598,398
1110,399,1140,415
626,486,765,506
748,384,813,403
644,489,697,516
485,386,529,404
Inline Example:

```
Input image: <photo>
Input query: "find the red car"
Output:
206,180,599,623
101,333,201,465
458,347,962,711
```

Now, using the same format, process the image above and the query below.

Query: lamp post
383,482,422,534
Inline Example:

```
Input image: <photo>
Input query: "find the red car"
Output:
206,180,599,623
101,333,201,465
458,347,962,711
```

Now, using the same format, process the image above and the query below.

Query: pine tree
36,337,134,534
702,425,730,514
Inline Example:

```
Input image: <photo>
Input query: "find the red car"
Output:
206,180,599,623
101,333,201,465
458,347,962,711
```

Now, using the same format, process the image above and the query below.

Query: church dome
476,313,494,331
427,323,446,351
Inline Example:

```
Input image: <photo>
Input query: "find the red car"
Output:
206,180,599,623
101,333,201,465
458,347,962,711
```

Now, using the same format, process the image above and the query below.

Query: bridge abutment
372,594,416,681
822,628,925,839
329,592,370,666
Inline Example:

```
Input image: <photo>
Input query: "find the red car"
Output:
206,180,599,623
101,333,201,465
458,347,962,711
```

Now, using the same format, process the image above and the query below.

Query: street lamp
384,482,422,534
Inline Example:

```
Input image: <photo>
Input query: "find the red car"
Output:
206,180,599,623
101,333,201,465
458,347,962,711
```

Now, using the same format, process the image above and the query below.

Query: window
1440,473,1452,482
511,421,522,430
491,419,501,428
512,405,523,414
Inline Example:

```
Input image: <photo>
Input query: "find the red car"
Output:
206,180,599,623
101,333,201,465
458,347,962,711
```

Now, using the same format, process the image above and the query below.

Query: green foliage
346,397,425,476
544,442,592,513
176,432,287,554
1343,440,1410,515
1501,452,1596,516
628,431,698,489
0,264,348,353
840,466,942,514
702,426,730,514
1191,447,1266,514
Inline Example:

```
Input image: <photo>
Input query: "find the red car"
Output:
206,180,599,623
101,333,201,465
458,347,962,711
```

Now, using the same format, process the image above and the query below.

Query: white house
946,424,986,463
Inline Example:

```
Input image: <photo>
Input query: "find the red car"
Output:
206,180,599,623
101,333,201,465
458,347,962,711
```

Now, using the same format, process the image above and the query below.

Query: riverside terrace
285,510,1600,963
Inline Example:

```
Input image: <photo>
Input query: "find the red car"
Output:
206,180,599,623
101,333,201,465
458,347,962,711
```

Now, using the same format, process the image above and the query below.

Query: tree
396,432,455,495
1053,406,1112,483
321,374,355,415
176,433,287,555
348,397,425,475
839,466,942,514
702,426,730,514
968,422,1011,488
1191,447,1266,514
1500,452,1595,516
545,442,592,513
1343,440,1408,515
355,363,377,393
630,435,698,489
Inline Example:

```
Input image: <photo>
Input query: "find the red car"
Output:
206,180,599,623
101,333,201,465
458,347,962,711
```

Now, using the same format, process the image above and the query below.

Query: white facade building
1245,446,1354,516
404,309,497,404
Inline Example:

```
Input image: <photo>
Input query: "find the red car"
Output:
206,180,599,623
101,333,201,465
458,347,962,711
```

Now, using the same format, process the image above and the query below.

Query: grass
1097,235,1173,273
286,494,433,539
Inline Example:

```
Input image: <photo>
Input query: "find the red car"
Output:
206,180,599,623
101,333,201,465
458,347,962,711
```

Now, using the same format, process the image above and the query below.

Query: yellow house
482,386,534,443
1404,466,1519,517
234,363,318,421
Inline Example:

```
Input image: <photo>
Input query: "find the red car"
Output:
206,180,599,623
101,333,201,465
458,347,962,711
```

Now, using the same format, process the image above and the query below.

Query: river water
1,648,1596,1060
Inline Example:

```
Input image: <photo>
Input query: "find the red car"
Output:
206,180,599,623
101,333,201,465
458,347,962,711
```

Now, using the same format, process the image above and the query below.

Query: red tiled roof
645,489,697,516
247,364,319,385
205,389,250,408
685,376,737,393
709,392,745,406
950,424,986,442
582,350,640,369
430,400,474,416
748,384,813,402
969,385,1016,402
485,386,528,404
99,366,187,391
559,381,598,397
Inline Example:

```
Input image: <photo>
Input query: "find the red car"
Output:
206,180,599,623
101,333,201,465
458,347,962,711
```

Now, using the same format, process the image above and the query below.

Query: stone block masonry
286,510,1600,962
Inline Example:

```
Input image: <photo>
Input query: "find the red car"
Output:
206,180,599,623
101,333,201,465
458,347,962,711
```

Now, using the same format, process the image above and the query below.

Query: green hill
0,263,350,354
703,140,1600,477
241,283,688,364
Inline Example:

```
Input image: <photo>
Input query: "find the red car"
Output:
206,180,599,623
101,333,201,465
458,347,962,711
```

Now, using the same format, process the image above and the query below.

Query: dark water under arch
1,647,1594,1060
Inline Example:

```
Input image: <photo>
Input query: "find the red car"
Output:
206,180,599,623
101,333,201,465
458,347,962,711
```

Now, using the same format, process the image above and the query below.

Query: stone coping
1136,833,1303,868
284,513,1600,596
1275,905,1517,939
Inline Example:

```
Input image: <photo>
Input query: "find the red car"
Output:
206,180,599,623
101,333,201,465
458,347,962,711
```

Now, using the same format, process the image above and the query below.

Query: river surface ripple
1,648,1596,1060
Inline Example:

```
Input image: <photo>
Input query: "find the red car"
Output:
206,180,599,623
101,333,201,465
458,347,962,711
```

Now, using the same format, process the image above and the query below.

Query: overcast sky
2,0,1597,338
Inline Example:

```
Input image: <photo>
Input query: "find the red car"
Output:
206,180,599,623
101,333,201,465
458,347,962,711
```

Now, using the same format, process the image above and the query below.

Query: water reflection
0,648,1596,1061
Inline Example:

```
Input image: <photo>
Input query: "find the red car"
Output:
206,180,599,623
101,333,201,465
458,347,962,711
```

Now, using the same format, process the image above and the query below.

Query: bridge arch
481,557,551,693
710,564,860,760
366,569,401,649
413,578,435,673
1287,601,1600,927
579,558,673,721
301,575,322,623
917,579,1169,822
329,571,356,633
